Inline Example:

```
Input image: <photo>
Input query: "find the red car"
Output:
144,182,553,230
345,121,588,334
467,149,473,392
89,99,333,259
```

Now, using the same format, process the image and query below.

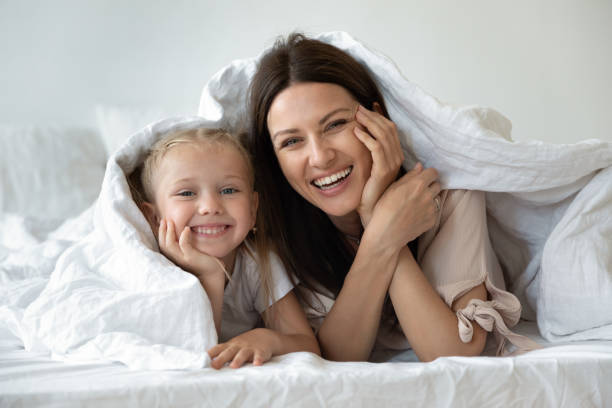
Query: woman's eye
326,119,347,131
177,191,195,197
280,137,300,148
220,187,237,195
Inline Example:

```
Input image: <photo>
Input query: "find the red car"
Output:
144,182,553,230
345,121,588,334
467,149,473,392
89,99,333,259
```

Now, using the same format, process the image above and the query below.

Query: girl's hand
364,163,441,250
353,104,404,228
158,219,226,280
207,328,277,369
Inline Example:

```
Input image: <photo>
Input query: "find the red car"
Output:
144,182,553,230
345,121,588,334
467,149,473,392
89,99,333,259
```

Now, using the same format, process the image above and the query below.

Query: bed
1,108,611,408
2,320,612,407
2,31,612,407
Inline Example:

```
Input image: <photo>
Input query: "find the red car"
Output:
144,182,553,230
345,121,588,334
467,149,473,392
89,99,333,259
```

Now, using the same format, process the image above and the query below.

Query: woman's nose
197,194,222,215
308,137,335,168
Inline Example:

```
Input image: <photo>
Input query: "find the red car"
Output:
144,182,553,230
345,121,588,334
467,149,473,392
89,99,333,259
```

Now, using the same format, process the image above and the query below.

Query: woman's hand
364,163,441,250
158,219,226,280
207,328,277,369
353,104,404,228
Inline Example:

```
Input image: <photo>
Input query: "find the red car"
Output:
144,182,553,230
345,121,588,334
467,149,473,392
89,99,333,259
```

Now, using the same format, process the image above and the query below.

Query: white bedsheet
0,118,225,370
198,31,612,343
1,322,610,407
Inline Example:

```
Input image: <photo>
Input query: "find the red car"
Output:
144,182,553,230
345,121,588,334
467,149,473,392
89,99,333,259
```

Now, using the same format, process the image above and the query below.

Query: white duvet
1,118,221,369
198,31,612,342
1,31,611,371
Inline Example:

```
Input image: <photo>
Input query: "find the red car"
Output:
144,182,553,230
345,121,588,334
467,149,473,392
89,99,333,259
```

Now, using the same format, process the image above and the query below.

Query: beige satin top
302,189,539,357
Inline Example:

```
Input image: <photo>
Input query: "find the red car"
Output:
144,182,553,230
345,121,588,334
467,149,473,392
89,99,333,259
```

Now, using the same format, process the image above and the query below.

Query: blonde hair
128,127,275,324
140,128,254,203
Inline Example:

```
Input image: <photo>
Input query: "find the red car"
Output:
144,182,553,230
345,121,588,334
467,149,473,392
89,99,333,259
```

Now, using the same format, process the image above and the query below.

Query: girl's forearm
271,330,321,356
199,275,225,335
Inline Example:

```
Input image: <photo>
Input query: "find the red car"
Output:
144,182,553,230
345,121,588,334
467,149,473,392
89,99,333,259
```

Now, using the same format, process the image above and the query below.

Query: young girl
130,127,319,369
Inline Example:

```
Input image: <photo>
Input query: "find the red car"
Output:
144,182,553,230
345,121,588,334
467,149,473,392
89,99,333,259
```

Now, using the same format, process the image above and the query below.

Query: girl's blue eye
220,187,237,195
178,191,195,197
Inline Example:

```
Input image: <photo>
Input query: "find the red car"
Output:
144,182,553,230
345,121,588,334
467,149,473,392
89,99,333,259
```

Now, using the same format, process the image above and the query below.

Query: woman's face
267,82,373,217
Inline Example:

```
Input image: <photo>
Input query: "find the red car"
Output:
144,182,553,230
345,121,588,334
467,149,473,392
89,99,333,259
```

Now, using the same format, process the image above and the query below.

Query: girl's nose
197,194,223,215
308,137,335,168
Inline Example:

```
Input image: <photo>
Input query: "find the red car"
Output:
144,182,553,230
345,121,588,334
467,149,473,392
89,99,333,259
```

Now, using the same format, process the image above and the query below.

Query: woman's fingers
430,181,442,198
400,164,438,191
354,127,386,168
355,105,404,166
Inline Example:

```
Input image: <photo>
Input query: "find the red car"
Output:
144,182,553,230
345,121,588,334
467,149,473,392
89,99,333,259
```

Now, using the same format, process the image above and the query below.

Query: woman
248,33,531,362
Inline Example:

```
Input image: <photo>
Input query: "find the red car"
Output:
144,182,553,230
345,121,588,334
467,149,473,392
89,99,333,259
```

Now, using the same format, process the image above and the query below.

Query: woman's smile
312,166,353,190
267,82,373,217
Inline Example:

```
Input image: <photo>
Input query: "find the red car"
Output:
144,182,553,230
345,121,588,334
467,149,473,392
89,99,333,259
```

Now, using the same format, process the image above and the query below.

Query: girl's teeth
193,226,226,235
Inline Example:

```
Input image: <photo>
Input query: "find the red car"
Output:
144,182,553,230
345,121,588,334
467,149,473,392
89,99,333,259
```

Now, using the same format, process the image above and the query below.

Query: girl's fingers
158,219,167,245
210,346,238,370
165,219,177,250
229,348,253,369
252,349,267,366
207,343,226,359
178,226,194,255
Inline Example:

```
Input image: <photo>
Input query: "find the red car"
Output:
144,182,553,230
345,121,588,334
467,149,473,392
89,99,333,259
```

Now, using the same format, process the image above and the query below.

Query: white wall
1,0,610,143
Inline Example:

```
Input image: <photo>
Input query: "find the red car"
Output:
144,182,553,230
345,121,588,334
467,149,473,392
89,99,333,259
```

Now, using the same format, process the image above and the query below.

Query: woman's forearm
316,239,400,361
389,247,487,362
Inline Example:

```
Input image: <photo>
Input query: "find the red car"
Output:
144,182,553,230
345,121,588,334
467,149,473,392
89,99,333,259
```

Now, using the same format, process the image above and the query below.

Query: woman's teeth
313,166,352,189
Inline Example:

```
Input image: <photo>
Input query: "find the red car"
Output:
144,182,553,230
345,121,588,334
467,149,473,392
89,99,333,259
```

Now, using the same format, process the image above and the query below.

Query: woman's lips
312,166,353,190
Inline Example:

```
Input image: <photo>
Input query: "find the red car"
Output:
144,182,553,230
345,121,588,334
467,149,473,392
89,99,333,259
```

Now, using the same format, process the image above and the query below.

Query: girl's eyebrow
271,107,354,141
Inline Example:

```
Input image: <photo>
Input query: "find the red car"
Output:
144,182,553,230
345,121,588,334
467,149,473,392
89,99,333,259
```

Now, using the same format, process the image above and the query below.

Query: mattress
1,321,611,407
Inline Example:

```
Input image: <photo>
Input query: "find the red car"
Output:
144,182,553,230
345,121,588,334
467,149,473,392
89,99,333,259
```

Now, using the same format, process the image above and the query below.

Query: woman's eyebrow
271,107,354,142
319,108,353,125
271,128,299,142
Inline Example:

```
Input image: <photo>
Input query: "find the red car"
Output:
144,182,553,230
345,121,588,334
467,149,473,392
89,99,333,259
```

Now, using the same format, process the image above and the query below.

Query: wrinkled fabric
1,117,224,369
198,31,612,342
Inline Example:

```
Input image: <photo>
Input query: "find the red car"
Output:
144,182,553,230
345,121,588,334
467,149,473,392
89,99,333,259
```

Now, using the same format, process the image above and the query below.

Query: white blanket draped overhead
1,117,221,369
198,31,612,342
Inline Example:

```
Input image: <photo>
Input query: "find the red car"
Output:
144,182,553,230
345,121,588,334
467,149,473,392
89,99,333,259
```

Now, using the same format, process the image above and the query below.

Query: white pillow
95,105,193,156
0,125,106,220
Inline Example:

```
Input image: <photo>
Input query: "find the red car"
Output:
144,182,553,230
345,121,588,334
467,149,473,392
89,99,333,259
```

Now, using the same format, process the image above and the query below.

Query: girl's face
267,82,373,218
149,142,258,266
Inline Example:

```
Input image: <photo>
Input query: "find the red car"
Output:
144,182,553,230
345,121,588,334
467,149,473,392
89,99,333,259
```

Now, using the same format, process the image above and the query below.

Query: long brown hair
248,33,410,313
